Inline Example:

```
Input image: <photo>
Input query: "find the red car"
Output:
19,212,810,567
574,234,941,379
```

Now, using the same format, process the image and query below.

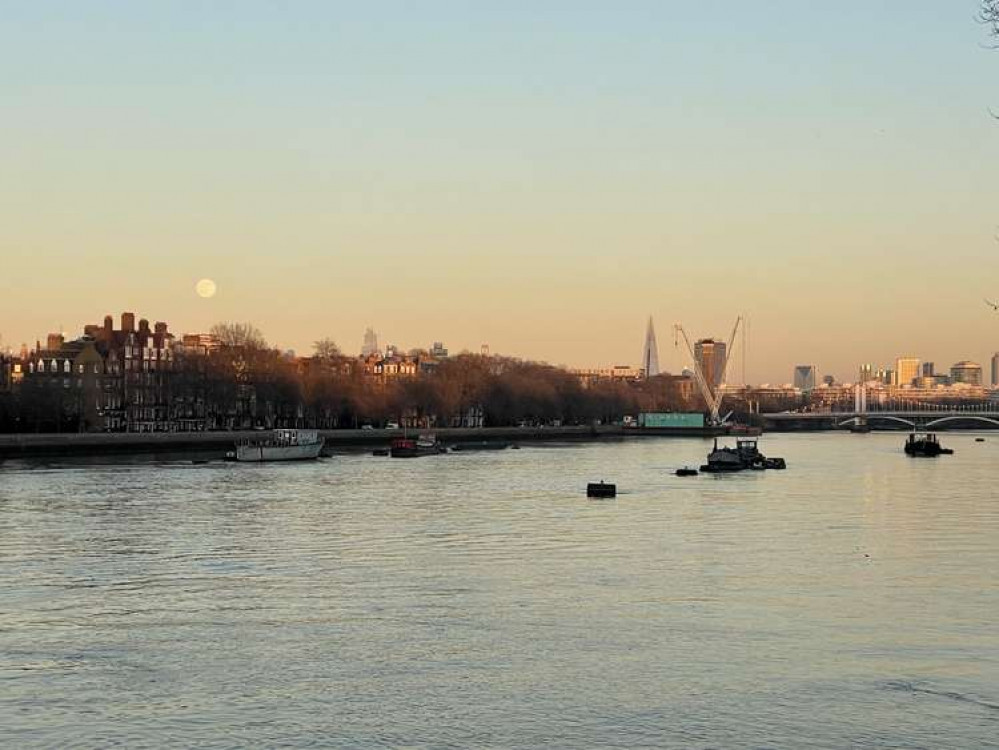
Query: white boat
234,429,324,462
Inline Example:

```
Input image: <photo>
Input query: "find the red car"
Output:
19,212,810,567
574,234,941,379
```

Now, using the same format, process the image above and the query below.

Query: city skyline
5,309,997,390
2,3,998,382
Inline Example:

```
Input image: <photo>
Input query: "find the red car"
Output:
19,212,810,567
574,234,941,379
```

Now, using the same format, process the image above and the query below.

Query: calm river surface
1,434,997,749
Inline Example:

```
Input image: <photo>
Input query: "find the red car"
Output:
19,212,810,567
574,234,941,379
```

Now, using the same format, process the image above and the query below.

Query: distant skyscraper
859,363,875,383
991,353,999,388
361,327,379,357
894,357,920,387
694,339,727,389
641,317,660,377
793,365,817,391
922,361,935,378
950,361,983,386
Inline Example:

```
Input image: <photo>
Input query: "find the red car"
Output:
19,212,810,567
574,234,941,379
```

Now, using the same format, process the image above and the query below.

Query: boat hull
390,445,443,458
235,441,324,462
904,434,953,457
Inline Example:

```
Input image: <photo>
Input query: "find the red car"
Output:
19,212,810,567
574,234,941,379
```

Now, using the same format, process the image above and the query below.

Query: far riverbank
0,425,736,460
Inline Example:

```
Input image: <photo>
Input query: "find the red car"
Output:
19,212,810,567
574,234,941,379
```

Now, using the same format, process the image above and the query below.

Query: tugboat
904,432,953,457
234,429,324,462
390,433,446,458
700,438,786,473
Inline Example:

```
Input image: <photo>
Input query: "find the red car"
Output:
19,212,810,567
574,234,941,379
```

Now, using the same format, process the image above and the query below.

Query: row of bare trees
186,328,698,430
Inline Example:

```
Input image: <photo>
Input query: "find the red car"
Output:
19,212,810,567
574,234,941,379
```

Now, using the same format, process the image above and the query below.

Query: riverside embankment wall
0,425,726,459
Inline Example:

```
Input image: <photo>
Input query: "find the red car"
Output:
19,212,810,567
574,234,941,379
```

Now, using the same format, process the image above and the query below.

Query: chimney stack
121,312,135,332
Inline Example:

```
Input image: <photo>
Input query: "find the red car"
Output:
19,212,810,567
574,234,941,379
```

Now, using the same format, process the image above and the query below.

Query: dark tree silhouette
210,322,267,349
983,0,999,40
312,338,341,359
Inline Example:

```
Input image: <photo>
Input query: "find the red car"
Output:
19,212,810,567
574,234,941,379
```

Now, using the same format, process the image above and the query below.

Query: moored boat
235,429,324,462
699,438,786,473
904,432,953,457
390,434,446,458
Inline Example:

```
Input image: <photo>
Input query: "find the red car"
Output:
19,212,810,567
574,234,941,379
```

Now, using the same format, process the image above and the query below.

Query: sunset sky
2,1,997,383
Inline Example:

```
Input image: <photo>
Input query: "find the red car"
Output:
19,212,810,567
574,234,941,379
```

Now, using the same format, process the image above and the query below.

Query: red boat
390,434,446,458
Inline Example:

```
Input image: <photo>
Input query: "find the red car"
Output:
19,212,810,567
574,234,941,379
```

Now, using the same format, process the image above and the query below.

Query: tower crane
673,317,742,426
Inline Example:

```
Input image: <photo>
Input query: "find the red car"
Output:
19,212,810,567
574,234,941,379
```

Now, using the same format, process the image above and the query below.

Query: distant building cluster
767,353,999,413
855,356,988,390
0,316,461,433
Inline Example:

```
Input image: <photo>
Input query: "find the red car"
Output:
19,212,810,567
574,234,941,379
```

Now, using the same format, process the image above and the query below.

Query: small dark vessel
904,432,953,457
675,467,699,477
700,438,761,472
450,441,511,452
976,437,986,443
700,438,786,473
849,424,871,434
372,448,390,456
587,482,617,498
390,434,446,458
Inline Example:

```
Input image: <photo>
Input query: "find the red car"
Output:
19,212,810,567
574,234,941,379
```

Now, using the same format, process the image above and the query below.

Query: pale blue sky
1,2,996,382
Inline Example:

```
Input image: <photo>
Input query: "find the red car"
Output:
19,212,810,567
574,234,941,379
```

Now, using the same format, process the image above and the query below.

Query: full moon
195,278,217,299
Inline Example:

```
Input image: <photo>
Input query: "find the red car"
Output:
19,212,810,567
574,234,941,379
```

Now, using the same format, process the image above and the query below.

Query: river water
1,434,997,749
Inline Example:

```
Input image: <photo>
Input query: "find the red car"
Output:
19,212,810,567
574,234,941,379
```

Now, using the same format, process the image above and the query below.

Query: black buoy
587,481,616,498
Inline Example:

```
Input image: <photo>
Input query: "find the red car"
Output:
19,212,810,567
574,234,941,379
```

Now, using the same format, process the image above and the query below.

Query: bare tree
983,0,999,40
312,338,341,360
210,322,267,349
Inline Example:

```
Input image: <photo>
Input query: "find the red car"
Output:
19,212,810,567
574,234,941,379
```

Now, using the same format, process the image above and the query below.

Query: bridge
762,384,999,429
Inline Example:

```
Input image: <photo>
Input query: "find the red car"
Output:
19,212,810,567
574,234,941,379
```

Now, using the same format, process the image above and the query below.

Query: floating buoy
587,482,616,498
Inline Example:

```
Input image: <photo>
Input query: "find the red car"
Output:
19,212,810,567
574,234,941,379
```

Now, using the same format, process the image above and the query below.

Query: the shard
642,317,660,378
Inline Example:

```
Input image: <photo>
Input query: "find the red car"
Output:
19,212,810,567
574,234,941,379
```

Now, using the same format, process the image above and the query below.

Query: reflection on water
1,434,997,749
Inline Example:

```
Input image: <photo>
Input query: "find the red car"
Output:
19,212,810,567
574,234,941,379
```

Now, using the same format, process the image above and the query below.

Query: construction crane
673,317,742,426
